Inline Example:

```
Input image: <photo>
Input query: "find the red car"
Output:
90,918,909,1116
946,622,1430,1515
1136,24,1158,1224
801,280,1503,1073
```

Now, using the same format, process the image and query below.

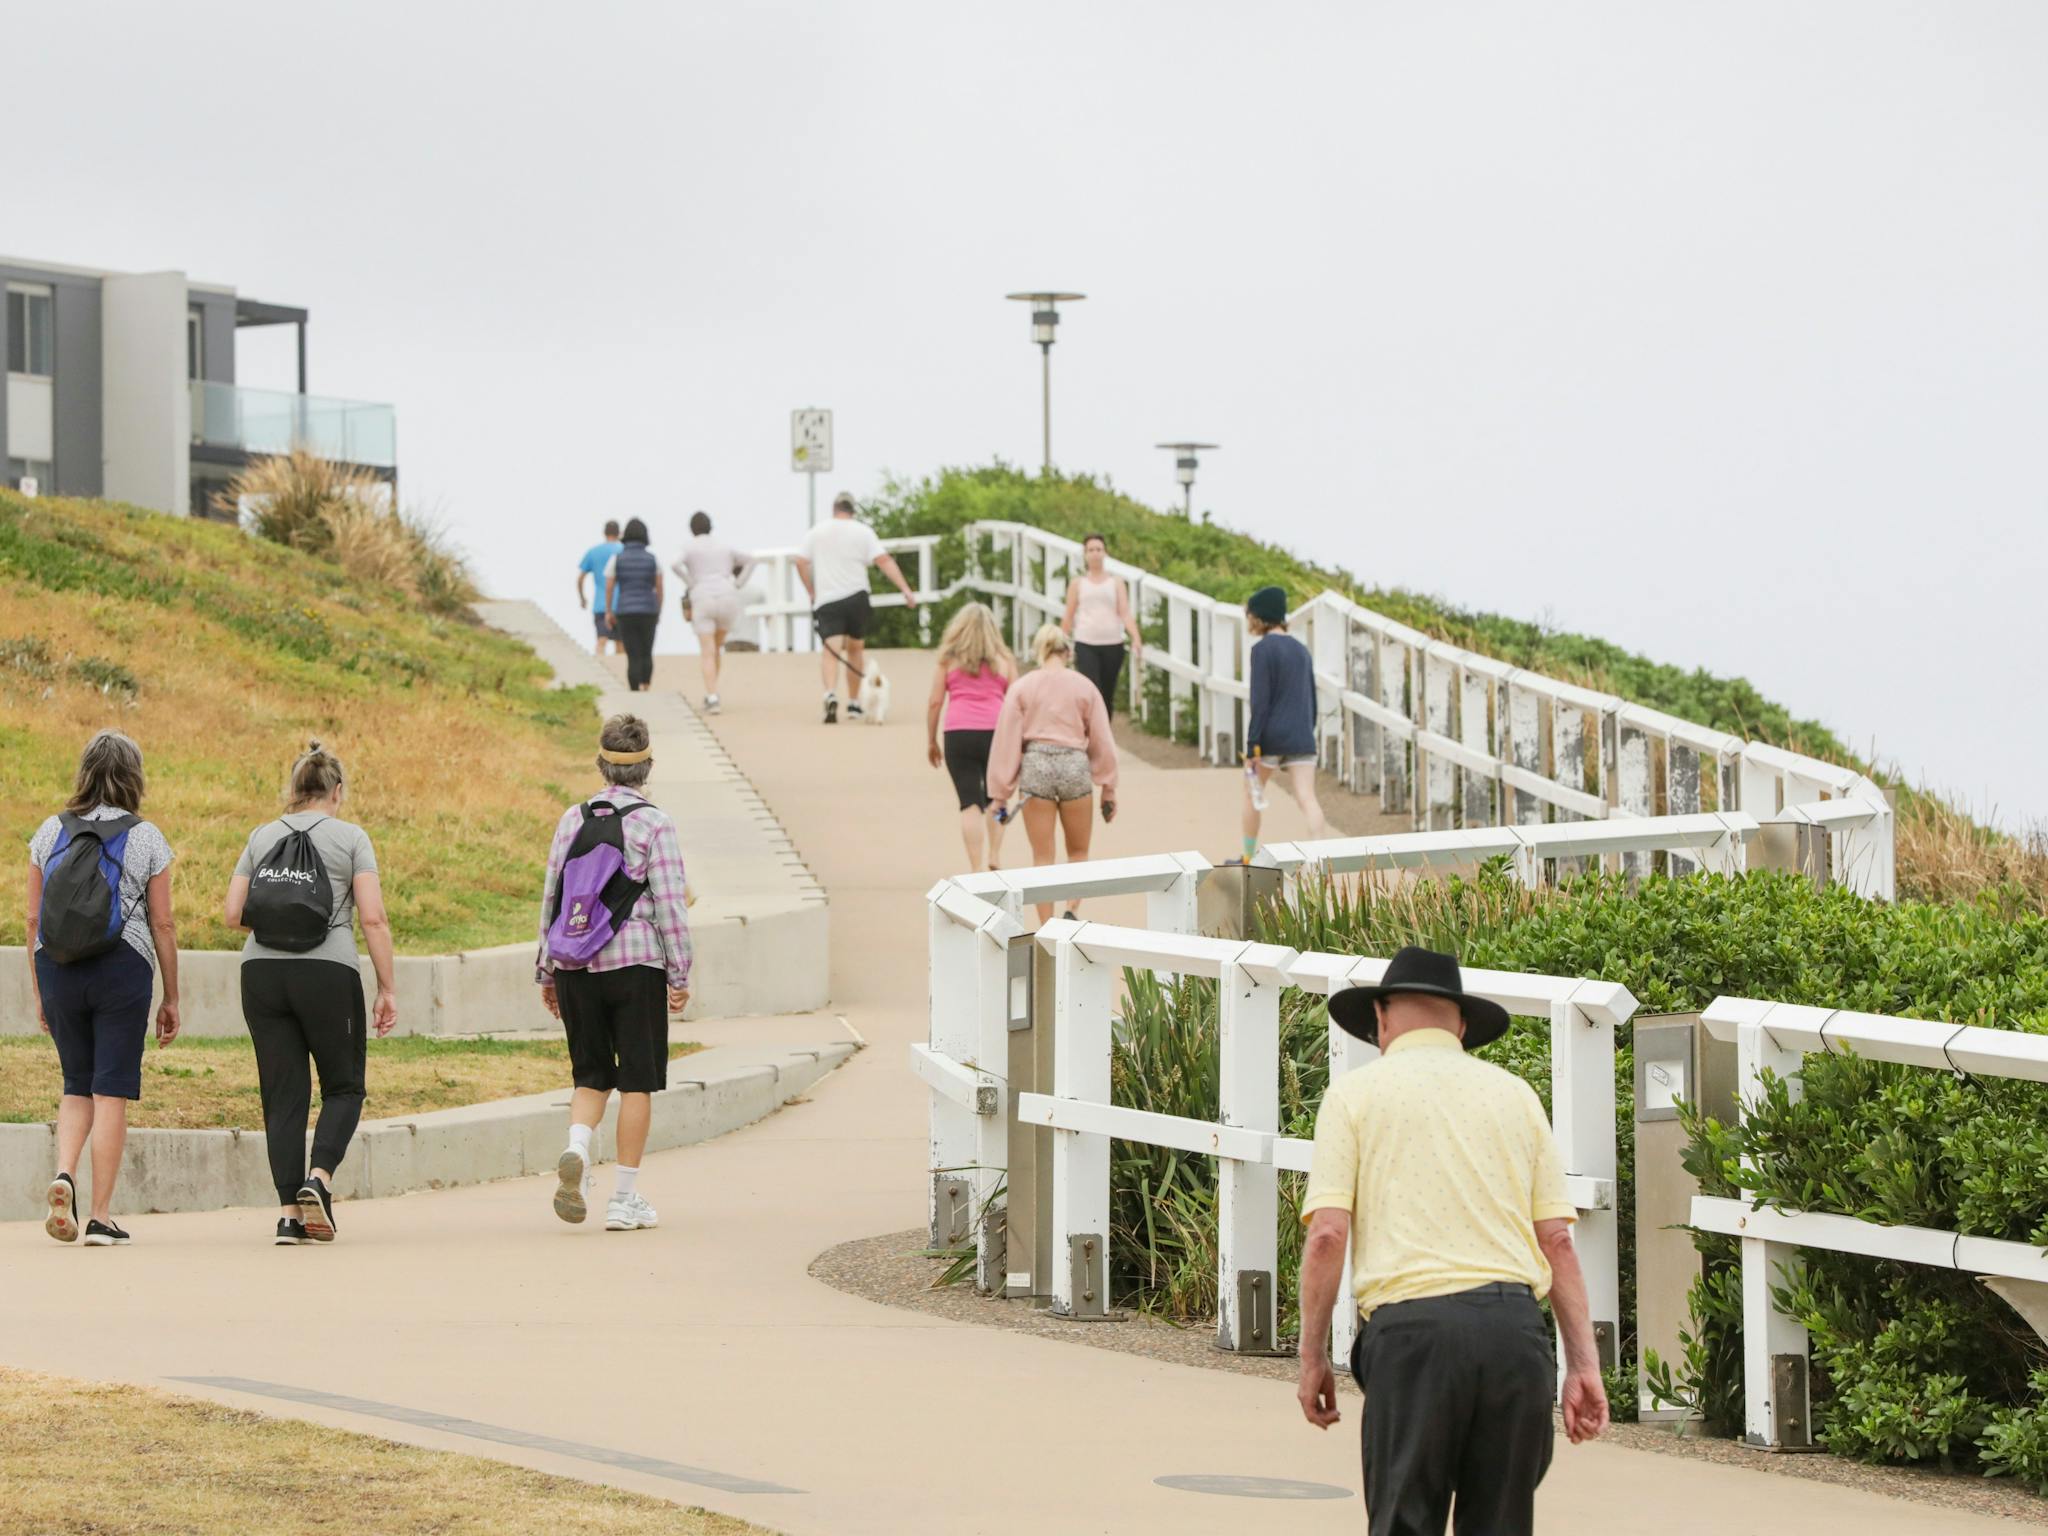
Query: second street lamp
1156,441,1219,516
1006,291,1085,474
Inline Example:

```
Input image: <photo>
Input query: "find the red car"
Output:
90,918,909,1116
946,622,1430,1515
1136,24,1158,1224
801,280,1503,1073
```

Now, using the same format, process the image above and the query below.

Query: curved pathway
0,648,2012,1535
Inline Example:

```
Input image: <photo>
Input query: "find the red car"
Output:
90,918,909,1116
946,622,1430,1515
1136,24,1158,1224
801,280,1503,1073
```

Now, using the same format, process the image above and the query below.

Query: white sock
567,1124,593,1159
614,1165,639,1197
823,689,837,702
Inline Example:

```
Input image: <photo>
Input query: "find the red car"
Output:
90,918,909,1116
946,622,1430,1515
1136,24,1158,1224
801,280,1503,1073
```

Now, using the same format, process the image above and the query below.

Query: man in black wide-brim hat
1293,946,1608,1535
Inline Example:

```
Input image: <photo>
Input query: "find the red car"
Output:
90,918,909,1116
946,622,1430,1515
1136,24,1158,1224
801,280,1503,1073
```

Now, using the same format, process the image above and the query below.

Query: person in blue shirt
1242,585,1328,860
576,521,626,657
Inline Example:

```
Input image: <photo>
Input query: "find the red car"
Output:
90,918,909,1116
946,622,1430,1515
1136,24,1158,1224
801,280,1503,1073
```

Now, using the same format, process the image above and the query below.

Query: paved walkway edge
0,1040,855,1222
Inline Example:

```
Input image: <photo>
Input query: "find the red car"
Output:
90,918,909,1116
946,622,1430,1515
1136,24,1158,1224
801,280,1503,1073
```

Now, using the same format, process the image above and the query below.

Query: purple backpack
546,800,653,968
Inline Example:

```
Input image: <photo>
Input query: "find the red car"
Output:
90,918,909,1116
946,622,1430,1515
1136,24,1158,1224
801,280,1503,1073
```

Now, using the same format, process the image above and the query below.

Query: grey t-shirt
28,807,174,967
233,813,377,968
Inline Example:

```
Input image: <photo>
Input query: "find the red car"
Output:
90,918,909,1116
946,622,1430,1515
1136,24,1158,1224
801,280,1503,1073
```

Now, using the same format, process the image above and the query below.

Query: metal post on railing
1551,993,1619,1379
1736,1016,1813,1448
918,542,934,646
1048,923,1113,1319
1217,943,1300,1353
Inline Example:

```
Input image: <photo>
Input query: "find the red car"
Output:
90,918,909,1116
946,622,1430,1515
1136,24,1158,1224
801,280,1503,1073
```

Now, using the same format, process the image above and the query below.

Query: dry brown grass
1895,793,2048,914
0,1369,771,1536
0,1036,700,1129
224,449,476,613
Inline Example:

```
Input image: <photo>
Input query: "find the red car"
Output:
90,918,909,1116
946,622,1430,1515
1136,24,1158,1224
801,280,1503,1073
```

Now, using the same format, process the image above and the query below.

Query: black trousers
1350,1284,1555,1536
1072,640,1126,717
242,960,367,1205
614,611,659,691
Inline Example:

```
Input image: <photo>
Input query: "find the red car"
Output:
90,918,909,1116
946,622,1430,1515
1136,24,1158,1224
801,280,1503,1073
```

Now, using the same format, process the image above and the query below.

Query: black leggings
943,729,995,811
242,959,367,1204
1072,641,1126,717
613,612,659,691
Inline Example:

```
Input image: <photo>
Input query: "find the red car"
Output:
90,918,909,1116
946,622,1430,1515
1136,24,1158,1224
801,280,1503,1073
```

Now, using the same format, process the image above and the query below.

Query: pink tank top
1071,573,1124,645
945,666,1009,731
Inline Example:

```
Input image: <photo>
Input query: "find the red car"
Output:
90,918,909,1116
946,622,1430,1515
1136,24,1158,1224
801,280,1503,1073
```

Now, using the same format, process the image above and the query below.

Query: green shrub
1108,865,2048,1479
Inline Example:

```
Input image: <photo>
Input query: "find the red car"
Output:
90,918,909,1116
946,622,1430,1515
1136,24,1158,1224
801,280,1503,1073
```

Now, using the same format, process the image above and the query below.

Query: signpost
791,408,833,526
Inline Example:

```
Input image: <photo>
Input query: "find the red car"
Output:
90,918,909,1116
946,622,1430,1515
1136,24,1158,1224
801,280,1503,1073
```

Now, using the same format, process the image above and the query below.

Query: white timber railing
1690,997,2048,1450
748,517,1893,899
919,853,1638,1361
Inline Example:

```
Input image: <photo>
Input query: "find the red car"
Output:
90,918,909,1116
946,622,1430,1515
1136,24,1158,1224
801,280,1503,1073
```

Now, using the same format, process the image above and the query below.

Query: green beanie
1246,586,1289,625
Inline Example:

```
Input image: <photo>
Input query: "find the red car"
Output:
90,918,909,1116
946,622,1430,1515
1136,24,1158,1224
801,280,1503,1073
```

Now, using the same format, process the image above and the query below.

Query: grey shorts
1019,742,1094,803
689,588,746,635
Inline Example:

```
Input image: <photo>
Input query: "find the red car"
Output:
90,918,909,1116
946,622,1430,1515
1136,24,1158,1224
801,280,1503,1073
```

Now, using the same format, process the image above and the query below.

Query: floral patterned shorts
1018,742,1094,803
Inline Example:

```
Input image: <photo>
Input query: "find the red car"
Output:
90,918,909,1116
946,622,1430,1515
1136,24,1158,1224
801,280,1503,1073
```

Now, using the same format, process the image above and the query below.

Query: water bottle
1246,747,1268,811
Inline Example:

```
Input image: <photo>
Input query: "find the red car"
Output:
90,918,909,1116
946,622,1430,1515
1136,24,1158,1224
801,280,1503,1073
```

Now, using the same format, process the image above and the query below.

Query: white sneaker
605,1192,658,1231
704,693,720,714
553,1147,591,1224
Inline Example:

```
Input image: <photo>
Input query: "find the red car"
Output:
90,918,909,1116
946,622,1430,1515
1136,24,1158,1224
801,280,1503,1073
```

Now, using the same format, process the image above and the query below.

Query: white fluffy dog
857,663,891,724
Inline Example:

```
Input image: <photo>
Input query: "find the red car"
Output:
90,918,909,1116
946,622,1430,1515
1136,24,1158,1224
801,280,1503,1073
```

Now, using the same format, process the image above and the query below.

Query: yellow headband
598,746,652,764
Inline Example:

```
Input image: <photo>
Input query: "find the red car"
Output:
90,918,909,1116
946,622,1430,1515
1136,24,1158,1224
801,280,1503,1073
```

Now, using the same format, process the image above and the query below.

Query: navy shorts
36,944,154,1099
592,610,615,638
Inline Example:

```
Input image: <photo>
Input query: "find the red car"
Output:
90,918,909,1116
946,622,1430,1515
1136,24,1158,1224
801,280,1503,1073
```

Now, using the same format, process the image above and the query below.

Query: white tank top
1071,573,1124,645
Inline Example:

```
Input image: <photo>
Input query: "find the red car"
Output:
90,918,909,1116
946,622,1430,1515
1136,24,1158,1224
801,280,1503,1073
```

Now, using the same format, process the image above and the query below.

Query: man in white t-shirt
796,492,919,723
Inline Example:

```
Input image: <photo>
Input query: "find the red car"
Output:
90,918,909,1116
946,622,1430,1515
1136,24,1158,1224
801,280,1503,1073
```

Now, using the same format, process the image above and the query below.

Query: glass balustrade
190,380,397,469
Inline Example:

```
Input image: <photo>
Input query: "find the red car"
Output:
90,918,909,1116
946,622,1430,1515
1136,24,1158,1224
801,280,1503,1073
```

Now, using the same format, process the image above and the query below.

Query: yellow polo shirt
1302,1027,1576,1318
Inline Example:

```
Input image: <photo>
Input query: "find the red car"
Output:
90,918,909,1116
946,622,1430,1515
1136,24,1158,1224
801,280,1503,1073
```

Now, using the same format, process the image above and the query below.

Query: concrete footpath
0,649,2009,1536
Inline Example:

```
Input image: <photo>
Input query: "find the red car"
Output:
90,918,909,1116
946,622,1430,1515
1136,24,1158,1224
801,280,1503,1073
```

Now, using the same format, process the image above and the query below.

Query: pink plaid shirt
535,786,692,990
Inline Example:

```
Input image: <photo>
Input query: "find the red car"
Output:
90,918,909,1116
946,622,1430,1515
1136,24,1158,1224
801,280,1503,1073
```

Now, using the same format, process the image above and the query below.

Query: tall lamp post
1006,291,1085,474
1156,441,1219,516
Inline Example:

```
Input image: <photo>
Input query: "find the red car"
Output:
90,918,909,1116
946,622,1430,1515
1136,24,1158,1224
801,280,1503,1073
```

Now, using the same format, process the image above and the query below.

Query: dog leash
812,615,867,680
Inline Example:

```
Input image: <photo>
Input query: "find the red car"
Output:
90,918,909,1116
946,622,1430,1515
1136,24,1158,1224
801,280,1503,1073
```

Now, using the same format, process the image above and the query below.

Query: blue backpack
39,812,141,964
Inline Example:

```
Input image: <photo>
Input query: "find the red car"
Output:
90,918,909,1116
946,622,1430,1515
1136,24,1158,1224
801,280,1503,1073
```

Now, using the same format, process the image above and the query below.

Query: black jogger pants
242,959,368,1204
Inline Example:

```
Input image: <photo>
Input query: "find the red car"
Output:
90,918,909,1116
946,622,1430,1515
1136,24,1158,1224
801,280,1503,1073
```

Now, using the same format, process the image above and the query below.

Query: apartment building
2,255,395,517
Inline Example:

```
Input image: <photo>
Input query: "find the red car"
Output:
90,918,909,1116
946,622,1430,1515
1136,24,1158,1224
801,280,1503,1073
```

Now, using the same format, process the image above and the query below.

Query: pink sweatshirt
986,664,1119,804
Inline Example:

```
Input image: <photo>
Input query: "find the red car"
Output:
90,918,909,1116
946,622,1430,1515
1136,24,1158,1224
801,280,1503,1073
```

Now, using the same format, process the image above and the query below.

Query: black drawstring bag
244,817,338,952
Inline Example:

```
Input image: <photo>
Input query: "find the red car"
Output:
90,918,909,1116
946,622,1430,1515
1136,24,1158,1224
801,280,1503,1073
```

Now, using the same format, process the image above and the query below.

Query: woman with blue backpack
536,713,693,1234
26,730,181,1247
224,740,397,1246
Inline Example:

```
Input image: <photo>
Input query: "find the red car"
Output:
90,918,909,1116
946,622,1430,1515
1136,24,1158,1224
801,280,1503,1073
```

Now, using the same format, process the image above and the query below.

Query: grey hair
597,714,653,788
67,729,145,815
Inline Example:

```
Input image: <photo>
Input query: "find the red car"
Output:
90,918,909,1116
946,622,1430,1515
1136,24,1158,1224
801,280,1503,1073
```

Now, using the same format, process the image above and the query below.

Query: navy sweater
1246,631,1317,758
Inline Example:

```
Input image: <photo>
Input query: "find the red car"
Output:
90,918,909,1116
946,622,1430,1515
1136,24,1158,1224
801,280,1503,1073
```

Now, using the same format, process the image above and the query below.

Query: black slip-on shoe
822,696,839,724
297,1179,336,1242
81,1219,131,1247
45,1174,78,1243
275,1218,308,1246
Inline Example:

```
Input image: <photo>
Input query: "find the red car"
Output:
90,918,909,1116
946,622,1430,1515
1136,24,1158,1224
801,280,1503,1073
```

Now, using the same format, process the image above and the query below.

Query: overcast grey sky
13,2,2045,824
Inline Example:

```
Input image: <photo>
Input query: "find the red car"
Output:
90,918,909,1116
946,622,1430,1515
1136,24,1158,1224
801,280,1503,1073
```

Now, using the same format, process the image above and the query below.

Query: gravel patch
813,1229,2048,1527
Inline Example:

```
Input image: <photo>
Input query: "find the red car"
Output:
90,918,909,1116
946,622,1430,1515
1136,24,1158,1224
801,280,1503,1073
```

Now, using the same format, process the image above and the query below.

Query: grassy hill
865,465,2043,908
0,490,591,953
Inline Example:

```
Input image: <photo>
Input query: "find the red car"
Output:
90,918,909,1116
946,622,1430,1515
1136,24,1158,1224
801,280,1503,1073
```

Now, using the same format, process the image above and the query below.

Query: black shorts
554,964,671,1094
943,729,996,811
814,590,872,641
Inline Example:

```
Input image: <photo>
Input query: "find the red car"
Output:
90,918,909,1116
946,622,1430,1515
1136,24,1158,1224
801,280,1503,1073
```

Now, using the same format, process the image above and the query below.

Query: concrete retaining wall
0,1040,853,1222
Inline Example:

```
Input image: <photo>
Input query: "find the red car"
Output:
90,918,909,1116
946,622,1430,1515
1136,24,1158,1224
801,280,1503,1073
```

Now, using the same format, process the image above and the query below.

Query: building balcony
190,380,396,471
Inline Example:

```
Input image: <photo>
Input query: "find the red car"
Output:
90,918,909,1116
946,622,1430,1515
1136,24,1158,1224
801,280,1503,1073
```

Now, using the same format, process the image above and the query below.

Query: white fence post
1459,667,1494,827
1506,679,1545,827
1217,943,1299,1352
1737,1015,1812,1448
1616,721,1654,879
1551,993,1618,1377
1422,653,1456,830
1378,636,1410,814
1143,853,1207,937
927,900,980,1249
1327,1020,1378,1364
1049,926,1114,1318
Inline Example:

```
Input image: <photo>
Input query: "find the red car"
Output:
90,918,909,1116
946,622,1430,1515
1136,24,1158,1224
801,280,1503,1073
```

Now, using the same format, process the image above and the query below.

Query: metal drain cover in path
1155,1474,1352,1501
